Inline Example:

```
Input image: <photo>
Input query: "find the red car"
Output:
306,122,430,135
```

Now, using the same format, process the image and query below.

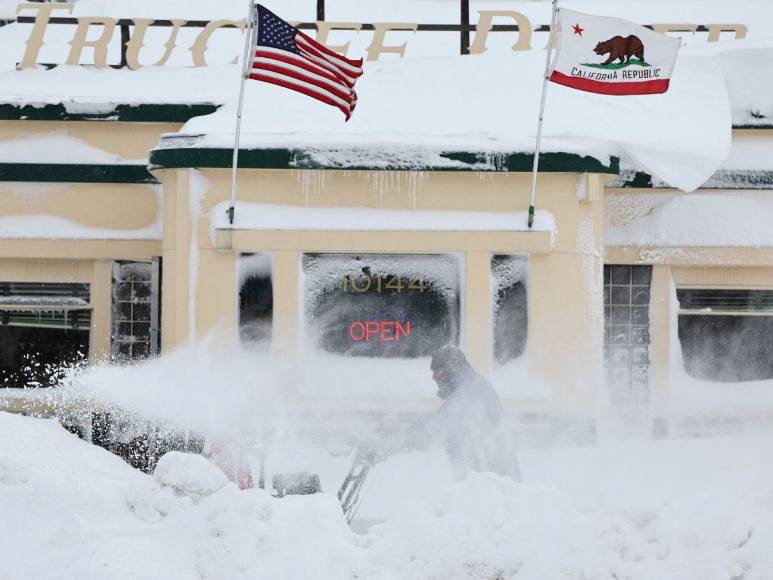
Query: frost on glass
303,253,460,358
238,253,273,350
491,255,528,366
677,288,773,382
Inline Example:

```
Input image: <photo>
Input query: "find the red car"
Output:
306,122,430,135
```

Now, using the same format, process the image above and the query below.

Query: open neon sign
349,320,412,342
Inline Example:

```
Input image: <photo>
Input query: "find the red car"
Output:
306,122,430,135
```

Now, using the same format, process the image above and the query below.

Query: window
303,253,460,358
112,261,160,361
492,255,528,365
0,282,90,388
677,289,773,382
604,265,652,404
238,253,273,349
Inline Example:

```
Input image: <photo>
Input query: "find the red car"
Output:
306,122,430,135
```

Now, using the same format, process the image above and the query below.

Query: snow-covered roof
605,190,773,247
152,50,728,192
5,0,772,191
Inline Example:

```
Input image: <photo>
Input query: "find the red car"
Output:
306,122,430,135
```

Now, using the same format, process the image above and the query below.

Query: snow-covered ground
2,407,772,580
2,336,772,579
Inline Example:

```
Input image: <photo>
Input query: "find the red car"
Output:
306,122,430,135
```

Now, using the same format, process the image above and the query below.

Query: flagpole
528,0,559,229
228,0,258,226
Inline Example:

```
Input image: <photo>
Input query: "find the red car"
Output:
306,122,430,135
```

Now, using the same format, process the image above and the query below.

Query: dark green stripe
0,163,158,183
732,124,773,130
611,169,773,189
150,147,619,174
0,103,220,123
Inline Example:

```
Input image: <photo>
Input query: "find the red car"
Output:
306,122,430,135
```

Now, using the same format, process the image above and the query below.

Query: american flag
250,4,363,120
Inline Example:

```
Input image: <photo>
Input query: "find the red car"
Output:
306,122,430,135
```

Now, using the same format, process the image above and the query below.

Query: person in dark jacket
424,345,521,481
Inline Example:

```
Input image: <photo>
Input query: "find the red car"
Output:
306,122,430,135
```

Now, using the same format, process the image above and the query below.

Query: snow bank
0,411,360,580
153,451,229,496
3,409,773,580
605,191,773,247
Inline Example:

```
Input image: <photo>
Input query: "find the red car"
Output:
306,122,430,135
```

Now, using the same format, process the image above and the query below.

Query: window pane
238,253,273,350
0,308,90,388
304,253,460,358
492,255,528,366
678,314,773,382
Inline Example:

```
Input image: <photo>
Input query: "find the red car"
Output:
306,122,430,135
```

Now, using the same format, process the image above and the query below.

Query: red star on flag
572,23,584,36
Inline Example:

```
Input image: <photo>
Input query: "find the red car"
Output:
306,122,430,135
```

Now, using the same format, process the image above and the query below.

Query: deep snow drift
3,336,773,580
2,408,773,580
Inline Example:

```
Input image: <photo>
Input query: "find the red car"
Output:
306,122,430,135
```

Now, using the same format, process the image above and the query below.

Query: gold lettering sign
14,4,747,69
125,18,187,69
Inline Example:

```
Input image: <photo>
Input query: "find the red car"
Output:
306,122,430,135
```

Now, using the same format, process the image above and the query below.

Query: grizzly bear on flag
593,35,644,65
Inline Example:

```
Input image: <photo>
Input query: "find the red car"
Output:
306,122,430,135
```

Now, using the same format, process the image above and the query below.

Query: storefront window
238,253,273,349
0,282,90,387
112,261,159,361
492,255,528,365
303,253,460,358
677,289,773,382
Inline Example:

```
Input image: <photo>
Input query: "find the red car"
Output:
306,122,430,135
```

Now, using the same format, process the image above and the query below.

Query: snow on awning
211,201,556,234
173,50,729,192
605,191,773,248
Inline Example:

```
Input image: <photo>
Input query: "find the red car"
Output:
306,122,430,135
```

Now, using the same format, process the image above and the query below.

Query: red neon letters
349,320,412,342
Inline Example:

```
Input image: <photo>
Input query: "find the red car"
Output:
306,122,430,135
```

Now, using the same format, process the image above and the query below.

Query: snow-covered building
2,0,772,432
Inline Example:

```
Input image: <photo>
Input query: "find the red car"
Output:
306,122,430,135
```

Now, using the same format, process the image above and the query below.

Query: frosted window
492,255,528,365
677,289,773,382
303,253,460,358
238,253,273,350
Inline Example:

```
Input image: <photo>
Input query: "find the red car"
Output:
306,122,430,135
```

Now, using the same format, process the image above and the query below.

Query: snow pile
685,37,773,127
605,191,773,247
153,451,229,496
175,49,729,192
0,411,360,580
2,409,773,579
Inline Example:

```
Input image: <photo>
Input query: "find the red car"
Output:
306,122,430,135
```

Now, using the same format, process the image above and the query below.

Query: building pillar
195,235,237,340
464,251,493,375
160,168,192,351
649,265,674,431
526,181,605,418
90,259,112,362
271,251,301,359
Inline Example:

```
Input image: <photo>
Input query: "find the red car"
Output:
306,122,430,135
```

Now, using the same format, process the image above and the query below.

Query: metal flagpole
527,0,559,229
228,0,258,226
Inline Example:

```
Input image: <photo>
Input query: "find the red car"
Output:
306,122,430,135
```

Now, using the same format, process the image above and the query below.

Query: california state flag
549,9,681,95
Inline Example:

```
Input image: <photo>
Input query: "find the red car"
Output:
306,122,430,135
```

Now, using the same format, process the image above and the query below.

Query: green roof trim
149,146,619,174
733,124,773,130
0,163,158,184
0,103,220,123
610,169,773,190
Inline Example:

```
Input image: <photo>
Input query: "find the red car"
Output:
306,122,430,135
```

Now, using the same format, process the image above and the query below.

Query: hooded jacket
427,347,521,481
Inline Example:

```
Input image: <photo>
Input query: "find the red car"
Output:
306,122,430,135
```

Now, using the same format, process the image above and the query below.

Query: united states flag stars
250,5,364,120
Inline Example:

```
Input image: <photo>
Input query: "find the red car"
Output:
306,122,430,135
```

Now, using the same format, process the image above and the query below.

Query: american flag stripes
250,5,364,120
